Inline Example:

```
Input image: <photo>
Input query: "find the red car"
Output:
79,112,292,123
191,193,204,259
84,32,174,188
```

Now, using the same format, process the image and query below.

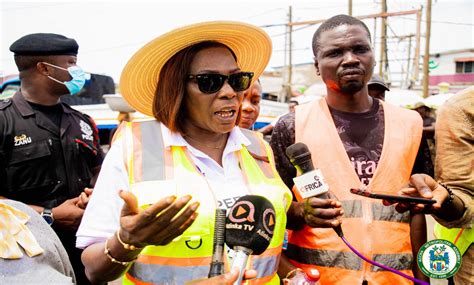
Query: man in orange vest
270,15,433,284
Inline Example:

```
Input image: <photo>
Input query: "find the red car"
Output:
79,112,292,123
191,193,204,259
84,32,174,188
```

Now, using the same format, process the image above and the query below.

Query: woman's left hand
118,190,199,248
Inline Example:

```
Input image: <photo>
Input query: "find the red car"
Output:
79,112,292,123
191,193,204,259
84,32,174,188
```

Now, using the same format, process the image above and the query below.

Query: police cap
9,33,79,56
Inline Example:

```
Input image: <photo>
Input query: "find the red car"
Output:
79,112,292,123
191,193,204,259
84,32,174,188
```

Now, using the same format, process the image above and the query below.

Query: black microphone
225,195,275,285
208,209,226,277
286,142,344,237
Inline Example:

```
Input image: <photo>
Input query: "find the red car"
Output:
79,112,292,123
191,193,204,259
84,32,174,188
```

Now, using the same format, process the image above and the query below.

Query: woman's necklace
183,134,227,150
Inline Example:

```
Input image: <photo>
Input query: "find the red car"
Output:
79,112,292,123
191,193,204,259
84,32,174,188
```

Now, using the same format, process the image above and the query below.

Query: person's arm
411,133,434,177
269,114,299,229
257,124,274,136
434,94,473,227
269,113,296,190
82,190,198,283
385,174,466,223
410,213,429,283
18,197,85,230
269,114,343,230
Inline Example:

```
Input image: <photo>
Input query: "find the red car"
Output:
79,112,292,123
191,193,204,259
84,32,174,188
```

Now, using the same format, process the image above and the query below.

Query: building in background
428,48,474,89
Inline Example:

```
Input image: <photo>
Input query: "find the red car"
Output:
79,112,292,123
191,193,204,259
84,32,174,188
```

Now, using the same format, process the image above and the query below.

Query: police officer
0,33,104,284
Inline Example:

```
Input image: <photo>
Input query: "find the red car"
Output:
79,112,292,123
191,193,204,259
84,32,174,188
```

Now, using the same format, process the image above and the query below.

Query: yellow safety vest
290,99,423,285
116,121,291,285
434,223,473,256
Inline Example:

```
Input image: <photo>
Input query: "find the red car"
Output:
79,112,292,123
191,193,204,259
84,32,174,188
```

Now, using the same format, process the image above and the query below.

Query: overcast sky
1,0,473,83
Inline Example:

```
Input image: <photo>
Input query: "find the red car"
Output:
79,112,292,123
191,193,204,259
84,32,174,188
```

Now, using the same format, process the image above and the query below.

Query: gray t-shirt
0,200,75,284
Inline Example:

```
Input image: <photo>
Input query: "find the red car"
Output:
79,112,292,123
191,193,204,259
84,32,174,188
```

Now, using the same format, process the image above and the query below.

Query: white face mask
43,62,90,95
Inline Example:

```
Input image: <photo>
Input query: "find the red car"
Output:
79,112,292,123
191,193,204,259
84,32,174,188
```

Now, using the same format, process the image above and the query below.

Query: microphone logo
293,168,329,199
228,200,255,223
262,208,275,235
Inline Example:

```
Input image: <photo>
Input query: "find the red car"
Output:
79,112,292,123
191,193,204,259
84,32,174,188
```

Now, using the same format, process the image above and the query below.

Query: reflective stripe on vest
434,223,473,256
341,200,410,223
286,243,414,272
291,98,422,285
127,263,209,285
117,121,291,284
249,245,282,276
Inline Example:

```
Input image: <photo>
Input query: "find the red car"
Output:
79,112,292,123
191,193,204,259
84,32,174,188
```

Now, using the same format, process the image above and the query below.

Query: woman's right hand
117,190,199,248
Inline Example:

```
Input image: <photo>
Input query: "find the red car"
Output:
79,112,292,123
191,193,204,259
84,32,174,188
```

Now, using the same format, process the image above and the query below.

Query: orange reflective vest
289,98,422,285
115,121,292,285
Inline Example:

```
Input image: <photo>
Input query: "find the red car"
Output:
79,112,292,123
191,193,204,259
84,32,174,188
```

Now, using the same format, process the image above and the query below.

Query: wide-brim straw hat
120,21,272,116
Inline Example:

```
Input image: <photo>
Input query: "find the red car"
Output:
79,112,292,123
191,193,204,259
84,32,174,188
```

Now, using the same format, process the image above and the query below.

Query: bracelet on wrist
438,182,454,206
116,229,144,251
104,238,137,267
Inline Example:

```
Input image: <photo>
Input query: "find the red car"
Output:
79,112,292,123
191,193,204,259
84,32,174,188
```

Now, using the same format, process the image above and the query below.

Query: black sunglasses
187,72,254,94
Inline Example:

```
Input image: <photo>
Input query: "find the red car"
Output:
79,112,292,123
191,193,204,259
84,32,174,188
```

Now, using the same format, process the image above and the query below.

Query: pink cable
341,236,429,285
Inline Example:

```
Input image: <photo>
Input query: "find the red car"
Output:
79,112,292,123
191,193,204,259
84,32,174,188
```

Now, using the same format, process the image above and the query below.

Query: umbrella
423,93,455,109
385,88,424,108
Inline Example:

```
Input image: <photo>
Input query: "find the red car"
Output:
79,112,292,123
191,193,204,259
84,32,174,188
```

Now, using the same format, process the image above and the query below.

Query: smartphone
350,188,436,205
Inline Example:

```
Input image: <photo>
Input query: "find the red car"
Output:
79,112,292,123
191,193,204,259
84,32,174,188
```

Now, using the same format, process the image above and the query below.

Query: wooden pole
410,7,423,86
422,0,432,98
282,11,288,101
348,0,353,16
287,5,293,102
406,35,412,88
411,8,422,85
379,0,387,76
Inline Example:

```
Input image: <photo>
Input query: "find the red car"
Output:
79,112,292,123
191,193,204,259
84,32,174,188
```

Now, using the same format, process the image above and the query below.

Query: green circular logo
417,239,462,279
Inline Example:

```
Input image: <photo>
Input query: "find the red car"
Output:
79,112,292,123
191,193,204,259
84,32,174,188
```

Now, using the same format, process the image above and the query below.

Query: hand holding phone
350,188,436,205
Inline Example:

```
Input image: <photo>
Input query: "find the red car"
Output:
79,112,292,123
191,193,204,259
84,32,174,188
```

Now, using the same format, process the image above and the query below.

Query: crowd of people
0,14,471,285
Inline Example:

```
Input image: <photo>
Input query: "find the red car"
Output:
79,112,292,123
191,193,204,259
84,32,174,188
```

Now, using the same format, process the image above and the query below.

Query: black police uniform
0,92,104,206
0,92,104,284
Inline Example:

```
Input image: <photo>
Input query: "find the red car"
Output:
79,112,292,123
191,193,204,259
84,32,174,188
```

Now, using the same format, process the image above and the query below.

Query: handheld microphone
286,142,344,237
208,209,226,277
225,195,275,285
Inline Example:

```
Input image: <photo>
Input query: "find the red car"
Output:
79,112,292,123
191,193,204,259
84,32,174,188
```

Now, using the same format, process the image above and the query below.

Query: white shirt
76,123,251,249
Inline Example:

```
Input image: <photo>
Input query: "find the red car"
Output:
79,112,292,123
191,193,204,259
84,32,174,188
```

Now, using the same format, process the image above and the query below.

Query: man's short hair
14,55,49,72
312,14,372,56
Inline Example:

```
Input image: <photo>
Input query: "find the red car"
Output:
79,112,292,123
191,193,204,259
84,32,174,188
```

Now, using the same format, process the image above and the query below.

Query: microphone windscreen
286,142,312,165
225,195,275,255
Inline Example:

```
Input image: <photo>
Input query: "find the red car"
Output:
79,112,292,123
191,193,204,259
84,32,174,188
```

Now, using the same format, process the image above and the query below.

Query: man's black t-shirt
328,99,384,185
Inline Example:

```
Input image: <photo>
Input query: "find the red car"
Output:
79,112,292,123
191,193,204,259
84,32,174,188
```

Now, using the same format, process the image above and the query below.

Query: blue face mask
44,62,89,95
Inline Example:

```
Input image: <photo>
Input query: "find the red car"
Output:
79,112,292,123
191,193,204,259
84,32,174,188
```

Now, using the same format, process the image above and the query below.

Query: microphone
208,209,226,277
225,195,275,285
286,142,344,237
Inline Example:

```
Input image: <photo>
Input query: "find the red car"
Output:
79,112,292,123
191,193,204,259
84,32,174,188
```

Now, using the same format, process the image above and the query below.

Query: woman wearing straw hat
76,21,292,284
